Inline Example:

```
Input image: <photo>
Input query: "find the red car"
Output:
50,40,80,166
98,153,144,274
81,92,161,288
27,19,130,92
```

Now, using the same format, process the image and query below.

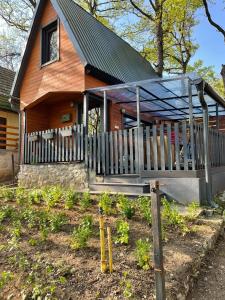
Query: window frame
41,18,60,67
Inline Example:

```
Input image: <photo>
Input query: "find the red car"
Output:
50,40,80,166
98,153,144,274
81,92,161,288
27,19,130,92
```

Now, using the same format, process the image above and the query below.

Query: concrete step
89,182,150,194
103,174,141,184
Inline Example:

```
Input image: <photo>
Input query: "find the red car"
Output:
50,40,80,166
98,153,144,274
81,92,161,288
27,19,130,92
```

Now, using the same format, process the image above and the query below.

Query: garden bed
0,186,223,300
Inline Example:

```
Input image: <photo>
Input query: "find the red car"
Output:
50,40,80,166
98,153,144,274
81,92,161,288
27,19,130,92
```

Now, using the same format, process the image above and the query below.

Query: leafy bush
71,215,93,250
115,219,129,245
49,213,68,232
0,205,15,223
120,271,133,299
137,196,151,225
162,198,192,235
28,189,43,205
135,239,151,270
0,187,15,202
187,202,200,220
99,192,114,215
116,194,135,219
0,271,14,290
63,190,78,210
42,186,63,208
79,192,92,210
16,187,28,206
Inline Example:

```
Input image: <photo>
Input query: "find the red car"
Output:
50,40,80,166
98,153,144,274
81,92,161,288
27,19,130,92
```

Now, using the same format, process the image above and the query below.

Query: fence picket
129,129,134,174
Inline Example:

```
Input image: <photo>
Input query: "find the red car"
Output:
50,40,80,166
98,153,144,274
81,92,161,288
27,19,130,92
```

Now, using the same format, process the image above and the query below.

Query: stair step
89,182,150,194
103,174,141,184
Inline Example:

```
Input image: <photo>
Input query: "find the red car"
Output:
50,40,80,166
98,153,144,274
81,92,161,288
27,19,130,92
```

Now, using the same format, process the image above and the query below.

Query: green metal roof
11,0,158,99
0,66,15,111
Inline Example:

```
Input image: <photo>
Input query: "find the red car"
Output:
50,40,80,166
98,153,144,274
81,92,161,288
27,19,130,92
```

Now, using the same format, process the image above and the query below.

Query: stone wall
0,150,19,183
18,163,88,190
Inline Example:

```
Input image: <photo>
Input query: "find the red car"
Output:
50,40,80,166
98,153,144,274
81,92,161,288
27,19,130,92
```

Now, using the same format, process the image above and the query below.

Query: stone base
0,150,19,184
18,163,88,190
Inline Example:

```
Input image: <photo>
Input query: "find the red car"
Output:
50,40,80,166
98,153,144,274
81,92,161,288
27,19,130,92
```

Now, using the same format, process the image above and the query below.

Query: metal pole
150,180,166,300
216,103,219,130
136,86,140,128
188,80,196,170
83,93,89,135
103,91,107,133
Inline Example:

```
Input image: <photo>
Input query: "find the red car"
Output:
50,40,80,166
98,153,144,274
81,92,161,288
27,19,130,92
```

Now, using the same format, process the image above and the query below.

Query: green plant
99,192,114,215
28,189,43,205
0,205,15,224
0,187,15,202
115,219,129,245
187,202,200,220
137,196,152,225
120,271,133,299
11,220,22,239
42,186,63,208
162,198,192,235
116,194,135,219
0,271,14,290
49,212,68,232
79,192,92,210
71,215,93,250
135,238,151,270
64,190,78,210
16,187,28,206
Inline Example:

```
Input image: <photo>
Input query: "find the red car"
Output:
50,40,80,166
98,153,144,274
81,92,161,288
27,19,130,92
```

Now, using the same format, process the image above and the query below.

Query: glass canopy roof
87,75,225,120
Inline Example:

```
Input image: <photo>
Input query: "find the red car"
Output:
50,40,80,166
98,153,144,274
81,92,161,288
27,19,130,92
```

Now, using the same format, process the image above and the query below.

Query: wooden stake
99,215,107,272
107,227,113,273
150,180,166,300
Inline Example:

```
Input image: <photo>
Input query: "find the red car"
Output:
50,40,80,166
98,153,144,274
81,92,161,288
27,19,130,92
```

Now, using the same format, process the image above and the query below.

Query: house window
41,20,59,65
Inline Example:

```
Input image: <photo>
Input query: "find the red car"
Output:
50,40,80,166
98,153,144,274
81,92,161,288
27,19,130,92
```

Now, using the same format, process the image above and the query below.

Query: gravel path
187,232,225,300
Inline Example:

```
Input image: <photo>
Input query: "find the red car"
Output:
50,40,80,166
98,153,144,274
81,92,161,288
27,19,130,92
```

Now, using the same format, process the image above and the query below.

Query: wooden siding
20,0,85,109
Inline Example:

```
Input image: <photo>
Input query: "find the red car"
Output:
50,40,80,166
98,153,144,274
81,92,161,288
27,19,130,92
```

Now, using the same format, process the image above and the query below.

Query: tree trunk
155,17,164,77
221,65,225,91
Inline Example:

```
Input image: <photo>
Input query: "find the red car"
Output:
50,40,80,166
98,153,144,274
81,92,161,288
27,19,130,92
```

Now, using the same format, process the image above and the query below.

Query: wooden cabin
11,0,225,206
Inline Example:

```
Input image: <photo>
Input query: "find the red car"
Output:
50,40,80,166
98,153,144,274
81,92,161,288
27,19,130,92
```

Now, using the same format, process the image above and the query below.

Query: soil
0,196,223,300
187,234,225,300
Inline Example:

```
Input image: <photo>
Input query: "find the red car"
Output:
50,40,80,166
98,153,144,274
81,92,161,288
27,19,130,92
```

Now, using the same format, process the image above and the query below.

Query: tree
187,60,225,97
202,0,225,41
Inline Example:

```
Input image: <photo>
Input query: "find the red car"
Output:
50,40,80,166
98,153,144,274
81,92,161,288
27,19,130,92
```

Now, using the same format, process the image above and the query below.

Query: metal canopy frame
85,75,225,131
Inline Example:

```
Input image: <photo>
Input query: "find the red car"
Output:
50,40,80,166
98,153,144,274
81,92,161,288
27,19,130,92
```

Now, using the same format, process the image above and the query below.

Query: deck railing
23,124,84,164
23,121,225,173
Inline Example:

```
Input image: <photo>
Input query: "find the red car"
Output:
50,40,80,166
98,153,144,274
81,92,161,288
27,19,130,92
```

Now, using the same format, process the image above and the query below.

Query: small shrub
64,190,78,210
162,198,192,235
79,192,92,210
0,271,14,290
0,187,15,202
0,205,15,224
22,208,39,229
187,202,200,220
135,238,151,270
10,220,22,239
120,271,133,299
42,186,63,208
71,215,93,250
28,189,43,205
49,212,68,232
115,219,129,245
137,196,151,225
99,192,113,215
16,187,28,206
116,194,135,219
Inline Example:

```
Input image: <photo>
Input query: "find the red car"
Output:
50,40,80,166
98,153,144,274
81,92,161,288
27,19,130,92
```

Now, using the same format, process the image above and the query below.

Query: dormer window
41,20,59,65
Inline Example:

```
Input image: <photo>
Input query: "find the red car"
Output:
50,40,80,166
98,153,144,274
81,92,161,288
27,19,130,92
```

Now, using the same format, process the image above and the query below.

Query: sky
191,1,225,74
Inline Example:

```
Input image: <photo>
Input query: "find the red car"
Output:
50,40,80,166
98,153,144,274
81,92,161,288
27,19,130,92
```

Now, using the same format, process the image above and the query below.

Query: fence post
150,180,166,300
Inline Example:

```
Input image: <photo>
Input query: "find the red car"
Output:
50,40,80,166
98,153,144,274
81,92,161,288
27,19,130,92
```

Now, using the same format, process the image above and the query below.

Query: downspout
193,79,214,207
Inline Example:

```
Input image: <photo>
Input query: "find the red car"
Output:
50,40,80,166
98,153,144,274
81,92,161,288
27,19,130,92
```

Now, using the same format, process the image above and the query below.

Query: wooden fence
23,121,225,173
0,124,19,150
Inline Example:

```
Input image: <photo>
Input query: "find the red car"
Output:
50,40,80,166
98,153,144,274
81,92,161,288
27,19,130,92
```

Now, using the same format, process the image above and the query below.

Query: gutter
193,78,215,207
